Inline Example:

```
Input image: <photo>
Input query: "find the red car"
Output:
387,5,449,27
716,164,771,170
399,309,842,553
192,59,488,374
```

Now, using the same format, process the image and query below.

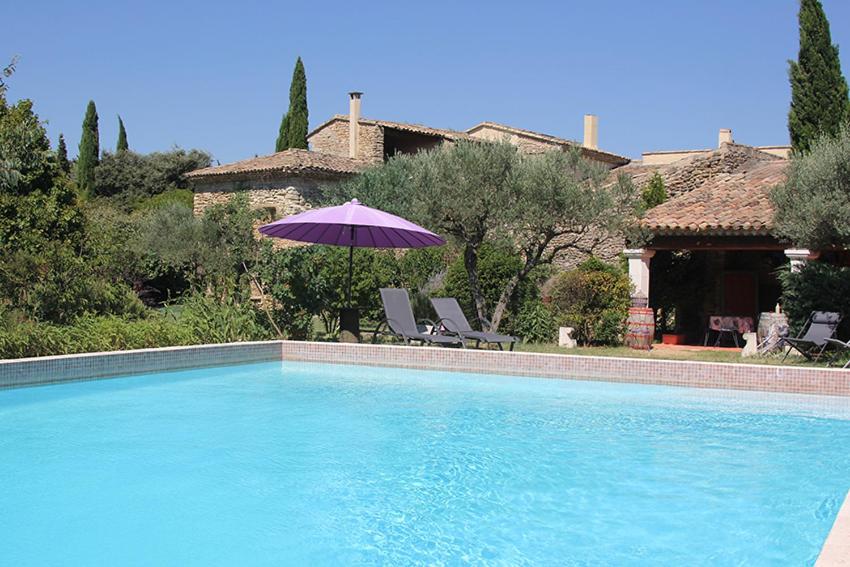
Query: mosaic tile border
816,491,850,566
280,341,850,397
0,341,284,389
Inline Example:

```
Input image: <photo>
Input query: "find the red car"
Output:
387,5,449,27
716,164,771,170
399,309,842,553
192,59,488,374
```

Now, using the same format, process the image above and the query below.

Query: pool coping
2,339,849,396
281,341,850,397
0,341,283,389
817,491,850,566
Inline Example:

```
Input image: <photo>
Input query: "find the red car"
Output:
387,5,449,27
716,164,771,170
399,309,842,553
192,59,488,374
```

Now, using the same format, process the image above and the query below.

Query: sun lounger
430,297,518,351
779,311,842,363
374,289,463,347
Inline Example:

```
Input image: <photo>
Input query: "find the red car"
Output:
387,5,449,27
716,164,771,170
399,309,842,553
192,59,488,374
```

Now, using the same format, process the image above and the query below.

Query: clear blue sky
6,0,850,163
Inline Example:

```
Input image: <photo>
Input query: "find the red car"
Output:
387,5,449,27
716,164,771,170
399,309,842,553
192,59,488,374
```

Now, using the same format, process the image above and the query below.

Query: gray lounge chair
430,297,518,351
779,311,842,362
374,289,463,347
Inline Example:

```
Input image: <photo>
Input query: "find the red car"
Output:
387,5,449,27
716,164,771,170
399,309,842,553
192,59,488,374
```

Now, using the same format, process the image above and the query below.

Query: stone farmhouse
188,92,629,220
189,92,845,342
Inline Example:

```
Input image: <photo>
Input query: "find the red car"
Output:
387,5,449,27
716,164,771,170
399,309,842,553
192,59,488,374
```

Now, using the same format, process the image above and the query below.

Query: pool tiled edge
2,339,849,396
816,491,850,566
281,341,850,397
0,341,284,389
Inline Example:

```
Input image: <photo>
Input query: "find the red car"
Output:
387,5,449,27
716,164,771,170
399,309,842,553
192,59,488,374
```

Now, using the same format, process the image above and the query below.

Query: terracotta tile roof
308,115,475,141
466,121,631,166
186,148,366,179
641,158,788,236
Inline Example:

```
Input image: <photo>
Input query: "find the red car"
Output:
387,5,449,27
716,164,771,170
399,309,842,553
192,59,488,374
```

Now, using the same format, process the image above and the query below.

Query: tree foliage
788,0,850,153
772,124,850,248
76,100,99,196
641,171,667,209
116,115,128,152
328,141,639,330
275,57,308,151
56,133,70,173
779,262,850,337
92,148,210,210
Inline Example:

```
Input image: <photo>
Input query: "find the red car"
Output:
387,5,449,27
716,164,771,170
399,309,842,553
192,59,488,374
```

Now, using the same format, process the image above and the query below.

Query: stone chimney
718,128,733,147
583,114,598,150
348,92,362,158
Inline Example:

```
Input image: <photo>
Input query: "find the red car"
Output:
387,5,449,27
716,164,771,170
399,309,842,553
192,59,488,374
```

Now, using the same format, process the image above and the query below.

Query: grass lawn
514,343,836,367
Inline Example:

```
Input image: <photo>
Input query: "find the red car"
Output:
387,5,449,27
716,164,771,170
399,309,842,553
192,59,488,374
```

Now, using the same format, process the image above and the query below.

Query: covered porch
625,239,817,346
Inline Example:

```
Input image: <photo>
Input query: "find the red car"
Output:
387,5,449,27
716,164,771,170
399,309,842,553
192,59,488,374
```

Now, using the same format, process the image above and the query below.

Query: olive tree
772,124,850,248
329,141,639,331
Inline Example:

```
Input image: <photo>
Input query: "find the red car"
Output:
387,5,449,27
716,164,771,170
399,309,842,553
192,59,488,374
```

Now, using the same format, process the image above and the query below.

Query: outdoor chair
430,297,518,351
824,338,850,369
779,311,843,363
373,289,463,347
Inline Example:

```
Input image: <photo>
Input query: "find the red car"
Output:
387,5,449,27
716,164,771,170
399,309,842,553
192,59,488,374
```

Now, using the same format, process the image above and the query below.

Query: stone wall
660,143,779,198
308,119,384,164
551,228,626,270
192,172,347,217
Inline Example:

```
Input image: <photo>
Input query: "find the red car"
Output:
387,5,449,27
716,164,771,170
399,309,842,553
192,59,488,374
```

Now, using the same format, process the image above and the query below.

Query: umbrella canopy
259,199,445,308
258,198,445,248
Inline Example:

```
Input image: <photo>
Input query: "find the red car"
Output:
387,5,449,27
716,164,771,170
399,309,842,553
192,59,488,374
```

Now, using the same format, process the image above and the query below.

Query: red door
722,272,757,317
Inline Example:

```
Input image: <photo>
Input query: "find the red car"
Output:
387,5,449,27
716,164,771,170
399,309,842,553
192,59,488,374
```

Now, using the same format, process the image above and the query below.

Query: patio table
703,315,754,347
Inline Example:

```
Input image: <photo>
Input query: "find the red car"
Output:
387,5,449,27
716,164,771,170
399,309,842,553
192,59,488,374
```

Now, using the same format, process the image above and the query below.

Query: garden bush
0,293,273,359
546,257,631,346
513,300,557,343
0,315,194,359
779,262,850,337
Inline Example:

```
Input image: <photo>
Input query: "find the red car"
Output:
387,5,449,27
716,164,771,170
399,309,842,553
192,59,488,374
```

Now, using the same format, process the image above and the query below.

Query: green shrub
0,315,196,359
0,295,272,359
177,293,271,344
136,188,194,211
641,171,667,209
513,300,557,343
546,257,631,346
779,262,850,337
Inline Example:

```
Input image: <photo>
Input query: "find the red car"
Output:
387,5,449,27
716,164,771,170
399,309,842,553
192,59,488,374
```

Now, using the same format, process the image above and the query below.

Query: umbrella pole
346,225,355,308
347,244,353,308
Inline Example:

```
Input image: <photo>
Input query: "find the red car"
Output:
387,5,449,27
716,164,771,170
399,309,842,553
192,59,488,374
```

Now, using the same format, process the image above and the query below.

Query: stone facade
192,172,345,217
308,119,385,163
466,122,630,169
551,230,626,270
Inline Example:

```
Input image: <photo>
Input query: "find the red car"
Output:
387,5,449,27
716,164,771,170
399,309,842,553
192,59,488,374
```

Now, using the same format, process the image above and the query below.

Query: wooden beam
647,235,785,251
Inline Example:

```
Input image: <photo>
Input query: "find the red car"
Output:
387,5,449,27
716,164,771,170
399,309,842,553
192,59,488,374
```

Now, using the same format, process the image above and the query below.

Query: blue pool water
2,362,850,565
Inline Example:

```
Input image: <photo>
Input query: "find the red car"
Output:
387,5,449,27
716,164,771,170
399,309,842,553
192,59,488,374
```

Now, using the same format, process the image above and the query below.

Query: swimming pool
1,361,848,565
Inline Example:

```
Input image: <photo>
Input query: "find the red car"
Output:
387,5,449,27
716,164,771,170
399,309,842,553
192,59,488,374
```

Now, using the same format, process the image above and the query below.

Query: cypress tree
275,57,308,151
788,0,850,153
56,133,70,173
275,113,289,152
76,100,99,196
116,115,128,152
285,57,308,149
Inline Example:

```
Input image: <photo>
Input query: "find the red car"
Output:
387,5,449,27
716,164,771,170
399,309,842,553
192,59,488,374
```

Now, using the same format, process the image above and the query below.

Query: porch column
784,248,819,273
624,248,655,298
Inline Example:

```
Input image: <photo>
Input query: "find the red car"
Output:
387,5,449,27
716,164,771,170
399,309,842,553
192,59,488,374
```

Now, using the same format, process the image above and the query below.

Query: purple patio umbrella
259,198,445,307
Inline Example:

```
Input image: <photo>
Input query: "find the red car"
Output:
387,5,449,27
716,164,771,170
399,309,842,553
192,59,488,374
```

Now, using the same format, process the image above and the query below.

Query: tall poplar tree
275,57,308,151
76,100,99,196
116,115,128,152
56,133,70,173
788,0,850,153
